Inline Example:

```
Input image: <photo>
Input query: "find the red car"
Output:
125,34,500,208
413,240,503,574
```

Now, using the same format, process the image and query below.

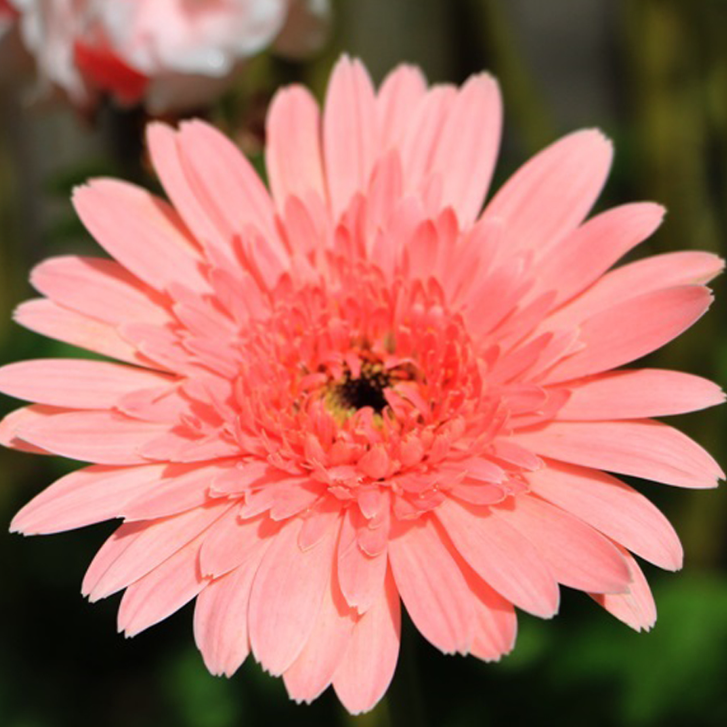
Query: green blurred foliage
1,1,727,726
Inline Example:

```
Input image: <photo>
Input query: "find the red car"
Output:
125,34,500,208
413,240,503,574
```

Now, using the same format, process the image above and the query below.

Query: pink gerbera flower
1,56,724,714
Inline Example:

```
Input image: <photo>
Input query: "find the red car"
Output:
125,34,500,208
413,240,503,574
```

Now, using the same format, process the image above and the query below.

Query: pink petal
283,570,356,704
544,251,723,333
556,369,725,420
30,255,171,326
428,73,502,226
14,299,148,367
436,498,560,617
332,568,401,715
248,516,337,676
527,460,683,570
15,410,171,465
146,122,228,254
0,405,63,453
118,534,207,637
544,285,713,384
0,359,173,409
591,548,656,632
266,85,326,208
323,56,378,219
83,501,231,601
388,517,474,654
72,180,207,293
533,202,665,307
176,120,284,258
512,420,724,489
10,463,168,535
482,130,612,252
490,494,632,593
337,507,388,613
376,64,428,152
193,541,270,676
121,462,236,520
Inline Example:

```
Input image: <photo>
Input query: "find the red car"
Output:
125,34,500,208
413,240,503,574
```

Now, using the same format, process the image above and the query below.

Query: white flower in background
9,0,330,112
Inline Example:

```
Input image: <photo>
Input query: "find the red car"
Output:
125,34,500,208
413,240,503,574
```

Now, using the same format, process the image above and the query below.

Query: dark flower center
336,364,391,413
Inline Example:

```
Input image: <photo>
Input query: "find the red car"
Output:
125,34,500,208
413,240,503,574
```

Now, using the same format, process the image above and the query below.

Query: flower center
334,362,391,414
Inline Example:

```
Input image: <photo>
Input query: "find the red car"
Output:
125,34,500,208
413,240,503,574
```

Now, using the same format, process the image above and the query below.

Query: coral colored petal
118,535,207,637
14,299,150,368
248,517,338,676
591,549,656,632
146,123,227,253
491,494,632,593
266,85,326,207
16,410,172,465
533,202,665,307
323,56,378,218
72,180,207,293
84,501,231,601
512,420,724,489
30,255,171,327
337,507,388,613
283,571,357,704
121,462,235,520
556,369,725,420
544,251,724,333
482,130,612,252
527,460,683,570
10,464,168,535
0,359,173,409
436,498,560,617
332,568,401,716
376,64,428,152
429,73,502,225
388,516,474,654
176,120,284,258
0,405,64,454
194,542,270,677
544,285,713,384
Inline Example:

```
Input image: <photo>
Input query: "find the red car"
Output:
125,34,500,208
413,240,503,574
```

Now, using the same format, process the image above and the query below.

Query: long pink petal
146,122,228,253
266,85,326,208
436,498,560,617
527,460,683,570
14,299,149,367
84,501,231,601
193,541,270,676
176,120,284,257
10,463,168,535
117,534,207,637
376,64,428,152
283,570,356,704
512,420,724,489
556,369,725,420
482,130,612,252
533,202,665,307
332,568,401,716
0,359,173,409
15,410,172,465
323,56,378,218
0,405,64,453
544,285,712,384
591,549,656,632
543,251,723,333
248,517,337,676
30,255,171,326
428,73,502,225
490,495,632,593
72,180,207,293
388,516,474,654
337,506,388,614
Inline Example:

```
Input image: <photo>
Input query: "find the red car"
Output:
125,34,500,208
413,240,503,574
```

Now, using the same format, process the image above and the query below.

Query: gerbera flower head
1,55,724,714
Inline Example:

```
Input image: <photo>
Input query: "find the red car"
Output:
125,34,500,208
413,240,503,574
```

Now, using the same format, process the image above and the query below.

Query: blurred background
1,1,726,725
